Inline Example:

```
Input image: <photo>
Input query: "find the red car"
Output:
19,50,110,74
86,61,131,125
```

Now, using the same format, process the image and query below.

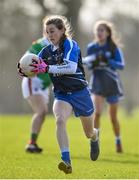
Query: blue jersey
86,42,125,71
86,42,125,100
38,38,87,93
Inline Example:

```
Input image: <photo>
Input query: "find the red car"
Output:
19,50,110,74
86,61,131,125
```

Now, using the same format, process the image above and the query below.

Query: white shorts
22,77,49,103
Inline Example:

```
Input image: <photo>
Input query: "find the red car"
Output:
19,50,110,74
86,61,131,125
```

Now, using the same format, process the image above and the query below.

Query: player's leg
25,94,48,153
80,114,99,161
28,94,48,140
53,99,72,174
68,87,100,161
22,77,49,153
92,94,105,133
108,102,123,152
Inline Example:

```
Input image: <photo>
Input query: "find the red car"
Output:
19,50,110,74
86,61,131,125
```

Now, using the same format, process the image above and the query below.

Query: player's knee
56,114,65,127
37,109,47,120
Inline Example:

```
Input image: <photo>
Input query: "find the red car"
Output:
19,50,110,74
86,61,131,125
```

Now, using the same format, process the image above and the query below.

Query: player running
83,20,125,153
26,15,99,174
21,18,51,153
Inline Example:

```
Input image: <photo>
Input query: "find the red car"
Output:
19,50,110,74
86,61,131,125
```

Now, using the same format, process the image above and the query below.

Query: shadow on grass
72,153,139,164
100,158,139,164
72,156,89,160
123,152,139,158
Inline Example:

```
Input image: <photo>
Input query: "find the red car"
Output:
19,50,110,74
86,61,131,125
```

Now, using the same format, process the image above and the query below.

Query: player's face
45,24,65,46
95,25,109,43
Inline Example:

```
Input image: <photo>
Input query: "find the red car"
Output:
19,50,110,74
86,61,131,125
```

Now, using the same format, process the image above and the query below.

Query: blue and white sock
115,136,121,145
61,148,71,164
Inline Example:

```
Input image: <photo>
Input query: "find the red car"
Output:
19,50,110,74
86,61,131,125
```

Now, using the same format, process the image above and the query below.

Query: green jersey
28,38,51,89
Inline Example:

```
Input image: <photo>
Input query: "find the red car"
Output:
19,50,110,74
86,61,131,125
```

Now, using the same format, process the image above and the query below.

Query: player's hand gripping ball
17,53,41,77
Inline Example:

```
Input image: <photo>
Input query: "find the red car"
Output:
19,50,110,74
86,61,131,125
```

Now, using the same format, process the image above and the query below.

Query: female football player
24,15,99,174
84,20,125,153
21,17,51,153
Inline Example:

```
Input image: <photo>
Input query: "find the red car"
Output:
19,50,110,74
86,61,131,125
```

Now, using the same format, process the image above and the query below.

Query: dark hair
94,20,122,51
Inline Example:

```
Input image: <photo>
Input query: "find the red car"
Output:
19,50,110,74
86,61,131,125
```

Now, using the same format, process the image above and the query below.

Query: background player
84,20,125,153
21,17,51,153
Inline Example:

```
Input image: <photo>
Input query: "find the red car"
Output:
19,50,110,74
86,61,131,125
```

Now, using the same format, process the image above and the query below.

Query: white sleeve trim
82,55,96,64
48,59,77,74
65,38,73,60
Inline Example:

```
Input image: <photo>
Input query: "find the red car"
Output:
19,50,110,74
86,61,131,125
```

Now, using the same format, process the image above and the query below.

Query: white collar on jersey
50,43,59,51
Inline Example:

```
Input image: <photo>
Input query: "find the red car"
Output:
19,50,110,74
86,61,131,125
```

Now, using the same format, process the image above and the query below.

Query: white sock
115,136,121,141
115,136,122,145
96,128,100,135
91,128,99,142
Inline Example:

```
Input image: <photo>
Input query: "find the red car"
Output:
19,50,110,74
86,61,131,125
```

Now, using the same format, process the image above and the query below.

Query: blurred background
0,0,139,114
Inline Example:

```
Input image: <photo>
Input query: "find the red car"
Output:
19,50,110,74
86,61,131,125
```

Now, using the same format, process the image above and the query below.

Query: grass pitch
0,111,139,179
